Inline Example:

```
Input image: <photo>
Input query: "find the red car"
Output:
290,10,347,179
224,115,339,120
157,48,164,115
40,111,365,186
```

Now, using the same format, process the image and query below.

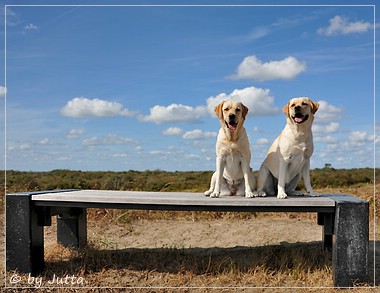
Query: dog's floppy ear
242,103,249,119
309,99,319,114
214,101,224,119
282,102,290,117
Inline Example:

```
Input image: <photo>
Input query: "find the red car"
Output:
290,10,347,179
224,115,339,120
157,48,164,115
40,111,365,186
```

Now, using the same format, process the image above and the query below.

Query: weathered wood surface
30,189,339,208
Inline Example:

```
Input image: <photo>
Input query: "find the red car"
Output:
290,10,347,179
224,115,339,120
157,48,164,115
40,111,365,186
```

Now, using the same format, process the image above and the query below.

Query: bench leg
57,208,87,248
6,193,45,275
333,201,369,287
318,212,334,249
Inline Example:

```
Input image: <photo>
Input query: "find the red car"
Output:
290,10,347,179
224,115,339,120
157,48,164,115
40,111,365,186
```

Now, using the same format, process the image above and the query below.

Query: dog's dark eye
291,104,296,107
302,102,308,106
224,108,229,111
236,108,241,112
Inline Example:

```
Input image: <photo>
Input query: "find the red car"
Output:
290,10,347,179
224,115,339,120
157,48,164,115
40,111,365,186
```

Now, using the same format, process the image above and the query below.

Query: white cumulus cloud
314,135,337,143
163,127,184,136
0,86,7,96
347,131,373,145
313,122,340,134
24,23,39,30
20,143,32,151
318,15,372,36
313,100,343,135
138,86,283,125
207,86,279,117
255,138,270,145
82,134,137,146
67,128,85,139
39,138,50,145
182,129,217,139
140,104,208,124
314,100,343,121
61,97,136,118
231,55,306,81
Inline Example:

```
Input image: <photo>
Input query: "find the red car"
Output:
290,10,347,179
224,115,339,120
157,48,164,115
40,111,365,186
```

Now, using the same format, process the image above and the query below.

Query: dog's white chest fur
279,136,312,179
282,141,307,161
223,150,244,181
216,129,248,180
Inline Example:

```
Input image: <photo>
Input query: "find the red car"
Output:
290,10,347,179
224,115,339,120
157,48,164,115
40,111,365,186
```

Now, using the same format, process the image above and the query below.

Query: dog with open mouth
257,97,319,199
205,100,256,198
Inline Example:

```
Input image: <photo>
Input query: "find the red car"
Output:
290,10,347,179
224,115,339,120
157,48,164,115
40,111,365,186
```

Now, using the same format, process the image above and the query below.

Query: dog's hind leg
257,165,272,197
302,160,319,197
235,180,245,197
220,178,232,196
286,173,303,196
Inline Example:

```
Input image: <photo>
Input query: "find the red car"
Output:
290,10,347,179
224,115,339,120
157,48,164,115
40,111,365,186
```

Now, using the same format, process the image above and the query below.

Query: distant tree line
1,168,377,194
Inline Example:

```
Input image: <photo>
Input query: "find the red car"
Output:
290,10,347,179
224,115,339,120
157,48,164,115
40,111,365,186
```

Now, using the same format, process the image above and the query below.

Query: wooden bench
6,189,369,287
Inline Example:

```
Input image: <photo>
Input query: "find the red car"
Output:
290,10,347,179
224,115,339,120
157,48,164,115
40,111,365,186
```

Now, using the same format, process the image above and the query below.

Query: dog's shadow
46,241,332,276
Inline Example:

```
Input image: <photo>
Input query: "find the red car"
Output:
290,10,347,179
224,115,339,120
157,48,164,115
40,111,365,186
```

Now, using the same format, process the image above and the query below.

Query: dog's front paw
204,190,213,196
245,191,255,198
289,190,304,196
308,191,320,197
258,191,267,197
277,191,287,199
210,192,220,198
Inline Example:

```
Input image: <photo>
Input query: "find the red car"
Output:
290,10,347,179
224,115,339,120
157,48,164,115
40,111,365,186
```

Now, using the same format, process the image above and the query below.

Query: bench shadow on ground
46,241,332,276
44,240,379,286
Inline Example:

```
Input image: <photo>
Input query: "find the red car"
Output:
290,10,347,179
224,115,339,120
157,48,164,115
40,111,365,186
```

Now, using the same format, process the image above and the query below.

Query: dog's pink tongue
229,124,237,130
295,117,303,123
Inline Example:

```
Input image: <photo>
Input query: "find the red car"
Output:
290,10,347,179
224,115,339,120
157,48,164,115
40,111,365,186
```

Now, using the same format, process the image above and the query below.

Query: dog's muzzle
225,120,238,131
292,109,309,124
225,114,238,131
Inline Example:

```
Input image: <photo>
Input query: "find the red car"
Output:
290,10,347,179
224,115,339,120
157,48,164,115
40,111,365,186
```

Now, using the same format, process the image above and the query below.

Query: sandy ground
85,217,322,250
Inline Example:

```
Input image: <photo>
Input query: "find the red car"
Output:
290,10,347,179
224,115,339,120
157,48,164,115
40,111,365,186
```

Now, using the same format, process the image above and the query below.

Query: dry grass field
0,170,378,292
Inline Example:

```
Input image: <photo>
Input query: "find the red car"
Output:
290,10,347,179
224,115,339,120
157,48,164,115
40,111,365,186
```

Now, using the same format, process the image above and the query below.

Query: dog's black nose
229,114,235,120
295,106,301,111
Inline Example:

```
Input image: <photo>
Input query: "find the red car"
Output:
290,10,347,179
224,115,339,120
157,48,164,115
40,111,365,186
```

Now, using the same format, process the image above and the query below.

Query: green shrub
1,168,377,194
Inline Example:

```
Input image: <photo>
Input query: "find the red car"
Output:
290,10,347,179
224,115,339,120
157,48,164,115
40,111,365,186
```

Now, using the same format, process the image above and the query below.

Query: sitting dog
205,100,256,198
257,97,319,199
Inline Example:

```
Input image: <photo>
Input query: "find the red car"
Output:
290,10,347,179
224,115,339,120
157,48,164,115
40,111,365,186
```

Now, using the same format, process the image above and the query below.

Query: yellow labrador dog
257,97,319,199
205,100,256,198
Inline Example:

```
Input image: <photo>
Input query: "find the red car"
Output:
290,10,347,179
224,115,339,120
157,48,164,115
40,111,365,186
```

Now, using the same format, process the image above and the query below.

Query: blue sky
2,1,378,171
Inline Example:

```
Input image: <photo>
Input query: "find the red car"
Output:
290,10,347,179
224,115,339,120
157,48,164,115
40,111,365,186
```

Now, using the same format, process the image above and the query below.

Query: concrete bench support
6,193,45,274
333,199,369,287
57,207,87,248
6,190,369,287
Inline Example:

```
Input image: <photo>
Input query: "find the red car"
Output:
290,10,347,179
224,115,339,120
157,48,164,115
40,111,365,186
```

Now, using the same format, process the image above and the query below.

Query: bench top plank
31,189,336,206
5,189,366,213
4,189,362,212
29,189,341,208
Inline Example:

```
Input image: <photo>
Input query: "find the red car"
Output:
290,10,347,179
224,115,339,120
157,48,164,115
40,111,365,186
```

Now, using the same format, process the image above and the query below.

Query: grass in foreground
8,241,333,289
7,238,378,291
